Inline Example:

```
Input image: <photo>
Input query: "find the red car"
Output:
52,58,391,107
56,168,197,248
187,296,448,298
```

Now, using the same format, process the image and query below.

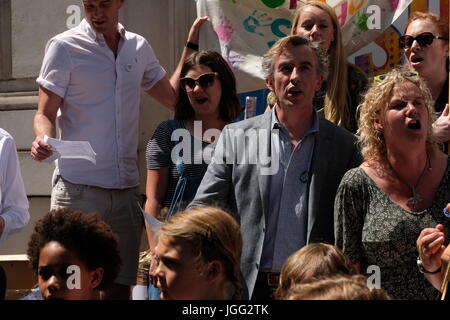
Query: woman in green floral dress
335,69,450,299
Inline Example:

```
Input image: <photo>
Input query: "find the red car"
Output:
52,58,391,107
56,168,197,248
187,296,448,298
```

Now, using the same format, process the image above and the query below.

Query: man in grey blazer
189,36,361,299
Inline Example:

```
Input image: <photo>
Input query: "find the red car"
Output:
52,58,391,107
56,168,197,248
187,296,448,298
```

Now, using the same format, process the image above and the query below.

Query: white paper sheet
139,204,164,233
43,135,96,164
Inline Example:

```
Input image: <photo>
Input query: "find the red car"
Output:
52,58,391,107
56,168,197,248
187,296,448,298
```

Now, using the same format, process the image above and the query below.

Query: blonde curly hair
357,68,438,165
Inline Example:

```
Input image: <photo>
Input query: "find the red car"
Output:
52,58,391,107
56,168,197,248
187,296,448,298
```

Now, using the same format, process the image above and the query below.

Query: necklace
389,153,432,210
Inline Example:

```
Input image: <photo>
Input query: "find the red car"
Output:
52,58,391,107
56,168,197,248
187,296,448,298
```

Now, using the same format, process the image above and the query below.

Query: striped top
145,120,215,209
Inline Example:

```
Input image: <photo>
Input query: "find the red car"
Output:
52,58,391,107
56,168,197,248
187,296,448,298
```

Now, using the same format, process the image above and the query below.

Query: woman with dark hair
401,12,449,151
143,50,241,299
145,49,241,228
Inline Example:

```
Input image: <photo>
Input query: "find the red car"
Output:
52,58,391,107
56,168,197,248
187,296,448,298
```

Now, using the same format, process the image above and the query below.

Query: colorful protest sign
196,0,447,116
197,0,413,81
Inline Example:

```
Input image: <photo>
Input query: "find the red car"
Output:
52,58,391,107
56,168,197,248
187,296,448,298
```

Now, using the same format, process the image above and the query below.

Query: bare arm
145,76,177,110
144,168,169,251
145,17,208,111
30,86,61,161
169,16,209,92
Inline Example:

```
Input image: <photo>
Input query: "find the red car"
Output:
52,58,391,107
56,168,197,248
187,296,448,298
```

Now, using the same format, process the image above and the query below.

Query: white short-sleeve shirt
0,129,30,243
37,19,166,189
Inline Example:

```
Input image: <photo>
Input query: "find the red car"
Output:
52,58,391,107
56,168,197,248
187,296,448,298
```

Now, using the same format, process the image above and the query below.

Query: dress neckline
355,158,449,215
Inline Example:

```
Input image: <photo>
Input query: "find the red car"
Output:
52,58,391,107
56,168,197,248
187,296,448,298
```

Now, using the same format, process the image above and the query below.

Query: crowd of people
0,0,449,301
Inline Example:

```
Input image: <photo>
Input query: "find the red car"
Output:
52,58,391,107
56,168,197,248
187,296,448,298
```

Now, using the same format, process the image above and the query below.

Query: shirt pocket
119,59,142,91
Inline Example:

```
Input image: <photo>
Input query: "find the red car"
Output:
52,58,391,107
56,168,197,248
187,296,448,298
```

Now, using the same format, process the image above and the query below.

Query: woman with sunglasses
143,50,241,299
335,69,450,299
401,12,449,151
266,1,368,133
145,49,241,220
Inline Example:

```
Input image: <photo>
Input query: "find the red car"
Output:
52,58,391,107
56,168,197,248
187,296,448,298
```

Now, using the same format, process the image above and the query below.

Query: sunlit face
182,65,222,120
294,6,335,52
375,81,429,145
38,241,102,300
404,19,449,80
82,0,124,37
266,45,323,111
154,235,211,300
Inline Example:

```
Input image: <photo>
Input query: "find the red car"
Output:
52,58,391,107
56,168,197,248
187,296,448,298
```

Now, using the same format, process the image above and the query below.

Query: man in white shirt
0,129,29,243
30,0,176,299
0,129,30,300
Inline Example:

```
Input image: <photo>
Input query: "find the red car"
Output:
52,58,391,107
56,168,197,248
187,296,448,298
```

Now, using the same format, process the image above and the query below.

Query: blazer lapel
256,111,273,219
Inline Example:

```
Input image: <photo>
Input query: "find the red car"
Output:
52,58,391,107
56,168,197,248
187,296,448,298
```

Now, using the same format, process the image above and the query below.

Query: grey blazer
188,111,362,298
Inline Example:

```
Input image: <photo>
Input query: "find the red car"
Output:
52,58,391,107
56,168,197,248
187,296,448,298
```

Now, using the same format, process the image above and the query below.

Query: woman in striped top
144,50,241,257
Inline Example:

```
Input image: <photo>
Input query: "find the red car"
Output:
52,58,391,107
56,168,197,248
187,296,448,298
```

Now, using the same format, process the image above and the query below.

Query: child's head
275,243,355,299
284,274,390,300
155,206,242,300
27,209,121,300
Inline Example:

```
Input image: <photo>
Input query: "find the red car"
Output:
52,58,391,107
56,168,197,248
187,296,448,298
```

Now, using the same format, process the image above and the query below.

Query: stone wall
0,0,196,255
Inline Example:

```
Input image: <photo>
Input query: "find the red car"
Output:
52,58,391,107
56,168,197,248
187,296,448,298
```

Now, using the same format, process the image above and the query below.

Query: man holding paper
30,0,176,299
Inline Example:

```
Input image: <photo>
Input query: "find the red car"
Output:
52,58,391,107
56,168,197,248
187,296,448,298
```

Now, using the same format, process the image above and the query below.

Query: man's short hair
262,35,329,80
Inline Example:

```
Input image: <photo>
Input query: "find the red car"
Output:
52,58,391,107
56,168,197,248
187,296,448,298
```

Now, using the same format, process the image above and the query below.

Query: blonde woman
152,207,242,300
335,69,450,299
267,1,367,133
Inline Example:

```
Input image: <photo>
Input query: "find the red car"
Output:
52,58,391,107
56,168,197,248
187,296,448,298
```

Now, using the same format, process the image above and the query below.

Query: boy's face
38,241,103,300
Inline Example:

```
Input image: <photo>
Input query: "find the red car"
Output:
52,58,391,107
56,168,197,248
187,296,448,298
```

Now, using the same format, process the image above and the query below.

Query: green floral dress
335,159,450,300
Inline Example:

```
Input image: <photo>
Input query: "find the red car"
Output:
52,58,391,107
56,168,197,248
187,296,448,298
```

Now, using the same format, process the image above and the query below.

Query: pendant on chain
407,187,423,210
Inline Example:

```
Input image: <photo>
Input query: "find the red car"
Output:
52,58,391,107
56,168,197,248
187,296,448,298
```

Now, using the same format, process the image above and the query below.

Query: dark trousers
251,272,279,300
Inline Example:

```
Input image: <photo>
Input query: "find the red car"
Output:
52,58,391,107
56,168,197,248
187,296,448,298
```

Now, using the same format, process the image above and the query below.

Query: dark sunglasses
399,32,448,49
180,72,218,92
